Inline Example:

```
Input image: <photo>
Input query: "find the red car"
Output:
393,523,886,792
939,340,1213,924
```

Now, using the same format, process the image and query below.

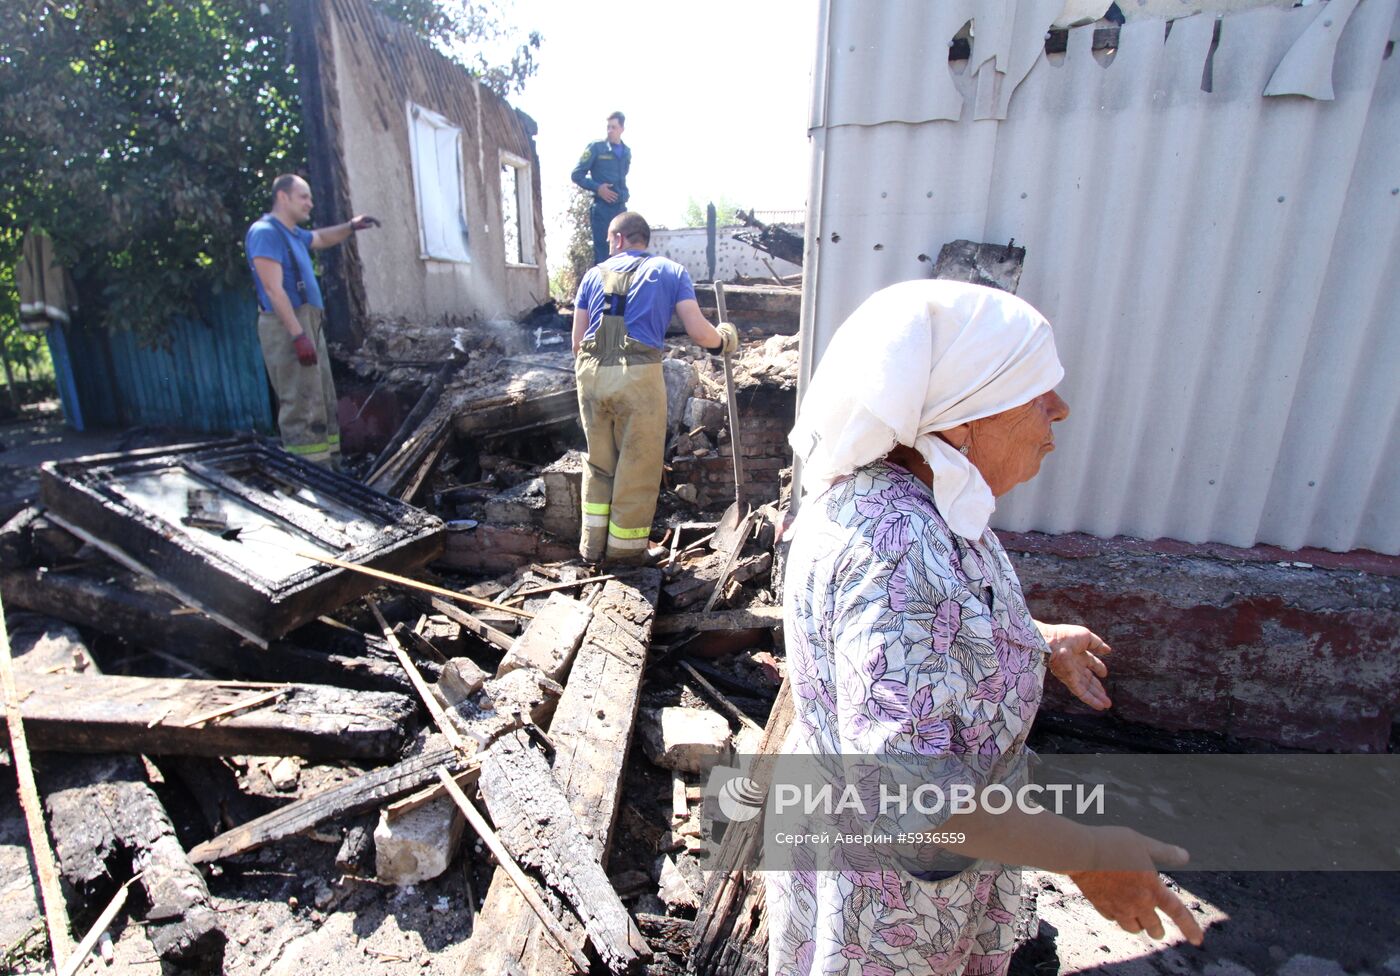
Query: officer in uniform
572,211,739,563
571,111,631,265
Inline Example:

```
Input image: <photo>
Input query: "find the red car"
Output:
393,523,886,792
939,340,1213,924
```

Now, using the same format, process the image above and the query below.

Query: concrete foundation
1009,531,1400,753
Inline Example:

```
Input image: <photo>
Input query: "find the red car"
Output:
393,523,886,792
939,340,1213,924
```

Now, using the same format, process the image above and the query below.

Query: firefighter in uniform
572,211,739,563
571,111,631,265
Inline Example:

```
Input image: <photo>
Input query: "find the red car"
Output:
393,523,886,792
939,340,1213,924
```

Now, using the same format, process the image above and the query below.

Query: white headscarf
790,280,1063,540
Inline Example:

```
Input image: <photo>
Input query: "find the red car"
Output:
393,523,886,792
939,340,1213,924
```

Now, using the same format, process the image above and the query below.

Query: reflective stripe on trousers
257,304,341,469
575,331,665,562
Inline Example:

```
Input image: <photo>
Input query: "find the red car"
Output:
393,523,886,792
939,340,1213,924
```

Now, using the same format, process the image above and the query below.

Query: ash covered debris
0,303,802,974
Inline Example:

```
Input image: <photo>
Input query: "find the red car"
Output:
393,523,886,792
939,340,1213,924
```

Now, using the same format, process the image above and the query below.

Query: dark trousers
589,199,625,264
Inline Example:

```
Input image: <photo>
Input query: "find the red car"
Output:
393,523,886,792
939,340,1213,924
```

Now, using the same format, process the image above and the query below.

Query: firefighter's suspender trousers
574,264,666,563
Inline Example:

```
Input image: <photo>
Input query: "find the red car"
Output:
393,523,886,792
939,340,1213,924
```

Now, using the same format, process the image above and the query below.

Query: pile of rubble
0,320,798,975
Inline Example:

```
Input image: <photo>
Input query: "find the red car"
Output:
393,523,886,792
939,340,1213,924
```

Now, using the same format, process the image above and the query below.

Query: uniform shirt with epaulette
571,139,631,205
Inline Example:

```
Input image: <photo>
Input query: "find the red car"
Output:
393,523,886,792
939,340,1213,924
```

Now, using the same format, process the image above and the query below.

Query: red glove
292,333,317,367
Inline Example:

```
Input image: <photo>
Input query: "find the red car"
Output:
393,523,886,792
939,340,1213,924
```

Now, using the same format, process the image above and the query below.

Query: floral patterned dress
768,460,1049,976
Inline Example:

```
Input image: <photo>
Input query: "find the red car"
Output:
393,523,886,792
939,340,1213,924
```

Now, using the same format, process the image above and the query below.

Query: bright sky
494,0,818,272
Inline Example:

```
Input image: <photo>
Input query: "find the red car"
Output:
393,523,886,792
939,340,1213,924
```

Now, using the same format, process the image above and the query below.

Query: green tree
550,187,594,303
683,196,740,228
375,0,541,95
0,0,540,343
0,0,306,341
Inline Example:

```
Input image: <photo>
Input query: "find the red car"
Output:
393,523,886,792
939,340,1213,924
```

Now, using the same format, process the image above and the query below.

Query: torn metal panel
1264,0,1362,99
39,436,443,643
803,0,1400,553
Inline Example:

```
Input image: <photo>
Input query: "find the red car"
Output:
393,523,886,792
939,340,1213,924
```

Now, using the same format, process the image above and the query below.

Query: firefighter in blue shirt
571,111,631,265
572,211,739,563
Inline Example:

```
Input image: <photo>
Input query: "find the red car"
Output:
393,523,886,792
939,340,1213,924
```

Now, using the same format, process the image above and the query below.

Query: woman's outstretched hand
1038,622,1112,710
1068,827,1205,946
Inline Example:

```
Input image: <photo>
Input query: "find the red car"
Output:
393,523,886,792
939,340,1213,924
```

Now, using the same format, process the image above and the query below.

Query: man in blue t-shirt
572,211,739,563
245,173,378,468
570,111,631,265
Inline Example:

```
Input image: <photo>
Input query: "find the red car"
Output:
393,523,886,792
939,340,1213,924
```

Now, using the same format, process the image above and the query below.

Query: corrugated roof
801,0,1398,553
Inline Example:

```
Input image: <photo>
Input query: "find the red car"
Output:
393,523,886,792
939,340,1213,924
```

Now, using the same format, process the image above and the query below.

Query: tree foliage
551,187,595,303
0,0,540,342
375,0,541,96
0,0,305,340
683,196,740,228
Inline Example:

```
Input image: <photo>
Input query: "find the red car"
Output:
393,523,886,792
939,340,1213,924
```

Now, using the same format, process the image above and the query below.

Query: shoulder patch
579,147,593,162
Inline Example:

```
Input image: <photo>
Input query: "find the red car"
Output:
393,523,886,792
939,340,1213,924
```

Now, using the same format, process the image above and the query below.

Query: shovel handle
714,283,746,509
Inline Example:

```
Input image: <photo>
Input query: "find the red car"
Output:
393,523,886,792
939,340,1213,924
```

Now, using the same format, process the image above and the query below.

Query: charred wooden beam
653,605,783,635
16,671,415,759
460,570,660,976
41,755,227,969
1,566,415,693
189,737,477,864
478,730,650,973
13,618,226,969
691,679,793,976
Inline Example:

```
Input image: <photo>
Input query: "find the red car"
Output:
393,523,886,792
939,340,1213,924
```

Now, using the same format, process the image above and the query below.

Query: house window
407,102,470,262
500,151,536,266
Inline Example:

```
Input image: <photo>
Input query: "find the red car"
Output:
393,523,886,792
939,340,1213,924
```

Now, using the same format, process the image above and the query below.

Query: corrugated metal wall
802,0,1398,554
58,288,274,434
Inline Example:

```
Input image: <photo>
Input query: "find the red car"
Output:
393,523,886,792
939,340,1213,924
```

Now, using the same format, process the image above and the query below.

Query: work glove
292,332,318,367
713,322,740,356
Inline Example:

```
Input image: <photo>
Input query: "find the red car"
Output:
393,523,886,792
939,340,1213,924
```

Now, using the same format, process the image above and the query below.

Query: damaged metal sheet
39,436,443,645
1264,0,1362,100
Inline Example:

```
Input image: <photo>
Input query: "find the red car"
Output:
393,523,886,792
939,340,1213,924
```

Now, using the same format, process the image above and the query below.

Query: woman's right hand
1067,827,1205,946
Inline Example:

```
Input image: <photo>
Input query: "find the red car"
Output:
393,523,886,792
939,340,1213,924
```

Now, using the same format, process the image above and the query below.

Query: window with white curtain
407,102,470,262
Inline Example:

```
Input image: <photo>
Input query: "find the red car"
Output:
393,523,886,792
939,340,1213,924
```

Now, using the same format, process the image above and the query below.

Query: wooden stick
503,574,616,605
678,661,763,733
385,768,479,821
0,595,76,967
366,598,468,755
178,686,288,728
56,872,143,976
654,605,784,635
435,769,590,974
296,552,535,620
427,597,514,653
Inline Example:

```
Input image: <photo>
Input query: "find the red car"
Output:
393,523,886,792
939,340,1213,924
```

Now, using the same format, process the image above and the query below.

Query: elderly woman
770,281,1203,976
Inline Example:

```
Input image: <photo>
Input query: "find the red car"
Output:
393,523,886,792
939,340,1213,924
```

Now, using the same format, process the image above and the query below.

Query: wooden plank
691,678,793,976
12,671,414,759
679,661,763,734
478,731,650,973
57,874,141,976
502,573,616,604
42,754,227,967
427,596,515,653
0,598,76,968
296,551,534,619
189,739,478,863
458,571,660,976
653,605,784,635
0,567,415,694
436,769,591,975
367,597,468,754
15,618,225,968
